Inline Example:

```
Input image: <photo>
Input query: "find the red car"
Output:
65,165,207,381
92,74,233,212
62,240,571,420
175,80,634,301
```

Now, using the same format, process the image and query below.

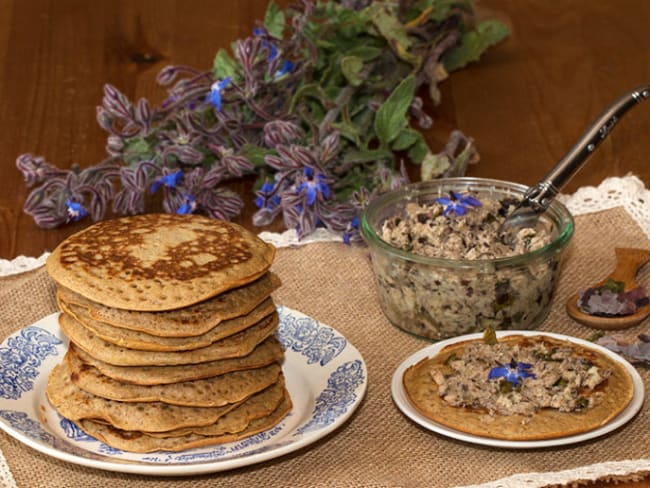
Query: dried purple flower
578,279,649,316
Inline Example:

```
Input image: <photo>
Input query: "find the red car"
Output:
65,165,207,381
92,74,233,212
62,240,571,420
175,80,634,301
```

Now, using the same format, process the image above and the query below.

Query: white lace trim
558,174,650,240
0,254,49,278
460,459,650,488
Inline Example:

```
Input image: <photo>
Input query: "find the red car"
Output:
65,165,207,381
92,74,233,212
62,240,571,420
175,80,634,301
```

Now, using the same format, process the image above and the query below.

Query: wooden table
0,1,648,486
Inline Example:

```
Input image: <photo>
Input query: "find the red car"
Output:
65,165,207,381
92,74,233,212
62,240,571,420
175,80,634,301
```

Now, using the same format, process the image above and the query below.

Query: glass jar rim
360,177,574,270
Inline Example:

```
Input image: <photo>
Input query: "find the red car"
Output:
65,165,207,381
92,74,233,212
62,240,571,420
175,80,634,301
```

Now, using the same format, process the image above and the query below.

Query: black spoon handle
522,84,650,212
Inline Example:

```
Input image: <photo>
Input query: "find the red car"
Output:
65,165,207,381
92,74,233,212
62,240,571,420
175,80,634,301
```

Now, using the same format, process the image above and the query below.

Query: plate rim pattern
0,306,367,476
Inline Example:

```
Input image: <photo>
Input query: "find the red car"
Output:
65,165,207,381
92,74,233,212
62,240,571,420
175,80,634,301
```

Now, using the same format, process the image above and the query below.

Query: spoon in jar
566,247,650,329
499,84,650,243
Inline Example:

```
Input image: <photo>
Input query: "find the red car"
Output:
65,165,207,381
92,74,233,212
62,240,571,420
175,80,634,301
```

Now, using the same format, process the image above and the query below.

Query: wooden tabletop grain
0,1,649,485
2,0,650,261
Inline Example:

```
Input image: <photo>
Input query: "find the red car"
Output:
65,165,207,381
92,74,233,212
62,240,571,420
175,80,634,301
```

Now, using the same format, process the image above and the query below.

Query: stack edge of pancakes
44,213,291,453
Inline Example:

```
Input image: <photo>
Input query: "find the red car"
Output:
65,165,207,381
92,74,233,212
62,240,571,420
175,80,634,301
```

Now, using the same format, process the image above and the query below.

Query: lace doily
557,174,650,240
460,459,650,488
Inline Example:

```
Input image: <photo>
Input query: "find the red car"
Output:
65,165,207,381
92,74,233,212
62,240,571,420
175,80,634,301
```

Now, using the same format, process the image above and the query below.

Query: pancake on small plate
403,333,634,441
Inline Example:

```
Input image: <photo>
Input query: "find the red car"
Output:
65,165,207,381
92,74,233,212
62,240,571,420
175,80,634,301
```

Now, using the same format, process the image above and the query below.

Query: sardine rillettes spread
431,339,609,417
402,333,634,441
375,192,557,339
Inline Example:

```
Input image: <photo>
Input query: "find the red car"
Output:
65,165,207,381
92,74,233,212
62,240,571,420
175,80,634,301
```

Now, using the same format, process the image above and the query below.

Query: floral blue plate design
391,330,644,449
0,306,367,475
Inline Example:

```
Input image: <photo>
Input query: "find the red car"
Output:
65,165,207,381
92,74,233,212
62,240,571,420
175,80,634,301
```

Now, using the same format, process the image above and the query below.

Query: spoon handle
522,84,650,212
606,247,650,288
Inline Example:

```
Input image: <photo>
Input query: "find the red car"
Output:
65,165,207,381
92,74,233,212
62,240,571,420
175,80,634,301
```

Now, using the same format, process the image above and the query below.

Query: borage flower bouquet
16,0,507,242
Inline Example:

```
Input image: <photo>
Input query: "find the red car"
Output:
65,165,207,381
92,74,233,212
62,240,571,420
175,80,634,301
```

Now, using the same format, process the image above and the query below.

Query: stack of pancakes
44,214,291,453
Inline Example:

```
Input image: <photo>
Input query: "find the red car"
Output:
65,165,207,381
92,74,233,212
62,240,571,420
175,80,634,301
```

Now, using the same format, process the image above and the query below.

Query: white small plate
391,330,644,449
0,306,367,475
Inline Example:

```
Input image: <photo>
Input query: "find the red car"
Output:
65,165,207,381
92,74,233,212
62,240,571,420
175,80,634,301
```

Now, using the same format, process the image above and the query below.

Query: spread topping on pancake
429,338,611,416
402,334,634,441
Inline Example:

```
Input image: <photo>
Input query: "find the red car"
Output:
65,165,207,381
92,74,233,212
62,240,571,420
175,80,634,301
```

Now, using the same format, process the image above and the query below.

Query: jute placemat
0,207,649,488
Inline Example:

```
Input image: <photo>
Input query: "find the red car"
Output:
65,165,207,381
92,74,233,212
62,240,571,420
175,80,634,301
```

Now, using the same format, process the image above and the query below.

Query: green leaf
330,121,361,145
443,20,509,71
340,56,364,87
391,128,421,151
408,135,430,164
123,137,154,165
346,45,383,62
368,3,421,66
374,75,416,147
289,83,328,113
264,1,285,39
368,3,412,51
420,152,450,180
239,144,275,168
213,49,239,79
342,148,394,165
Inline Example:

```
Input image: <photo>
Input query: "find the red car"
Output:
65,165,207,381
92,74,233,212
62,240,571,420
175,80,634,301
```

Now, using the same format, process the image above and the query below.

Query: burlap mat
0,207,649,488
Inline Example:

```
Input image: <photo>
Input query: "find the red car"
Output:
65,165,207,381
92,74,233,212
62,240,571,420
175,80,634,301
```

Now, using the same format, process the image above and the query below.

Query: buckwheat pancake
76,396,292,453
402,335,635,441
59,297,276,352
65,348,282,407
59,311,278,366
57,272,282,337
46,214,276,311
69,338,284,385
47,362,244,432
146,377,288,438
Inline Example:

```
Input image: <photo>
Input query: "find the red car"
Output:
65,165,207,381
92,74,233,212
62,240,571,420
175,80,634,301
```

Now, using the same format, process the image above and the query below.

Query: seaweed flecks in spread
374,193,558,339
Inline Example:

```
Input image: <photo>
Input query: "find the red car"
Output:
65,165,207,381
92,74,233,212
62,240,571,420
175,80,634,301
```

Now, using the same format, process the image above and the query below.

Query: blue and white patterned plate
0,306,367,475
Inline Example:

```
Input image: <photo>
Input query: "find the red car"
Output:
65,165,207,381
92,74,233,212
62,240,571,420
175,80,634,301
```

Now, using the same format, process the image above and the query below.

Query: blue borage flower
343,216,360,245
297,167,331,205
488,359,536,386
435,191,482,216
176,194,197,215
253,27,278,61
254,181,281,209
65,199,88,221
253,27,293,79
275,60,294,78
150,169,183,193
208,77,231,111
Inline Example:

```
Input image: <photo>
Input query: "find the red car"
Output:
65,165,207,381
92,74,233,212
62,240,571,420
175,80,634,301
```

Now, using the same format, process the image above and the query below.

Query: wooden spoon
566,247,650,330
